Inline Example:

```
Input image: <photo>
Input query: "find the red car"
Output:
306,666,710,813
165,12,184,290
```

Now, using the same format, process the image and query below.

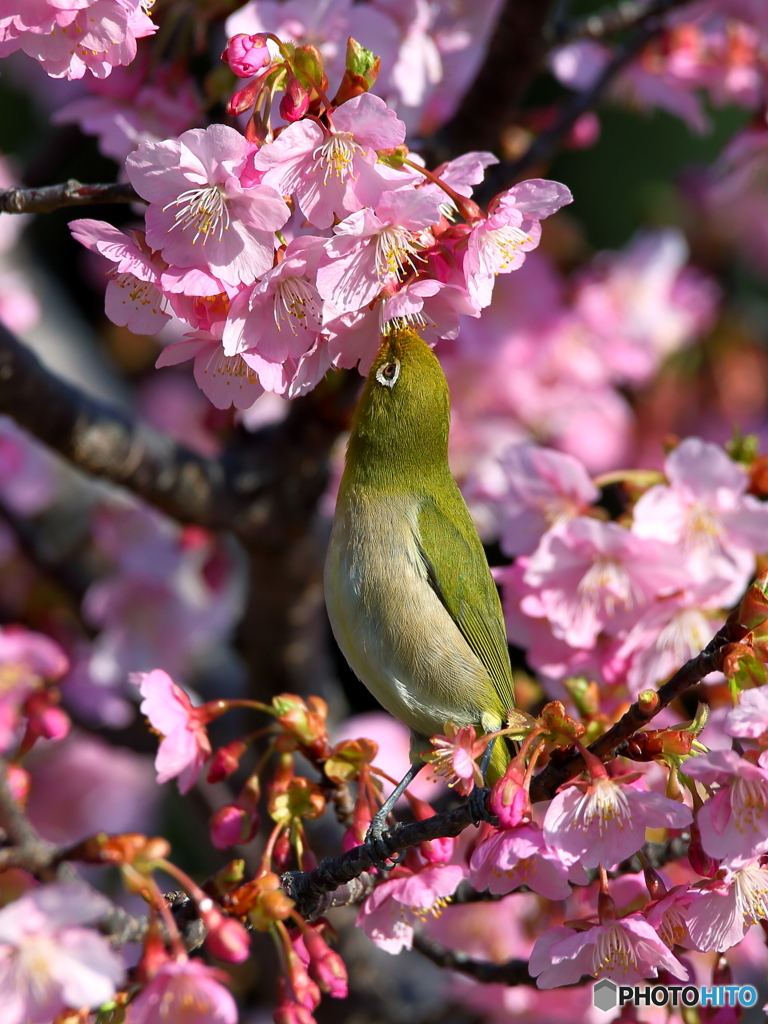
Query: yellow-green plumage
324,327,515,782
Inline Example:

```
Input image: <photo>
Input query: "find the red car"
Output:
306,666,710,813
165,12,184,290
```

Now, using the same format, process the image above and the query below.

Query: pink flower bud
274,1001,316,1024
279,75,310,122
23,692,70,742
207,740,248,783
200,903,250,963
209,805,259,850
488,761,531,829
223,33,271,78
303,928,348,999
688,822,719,878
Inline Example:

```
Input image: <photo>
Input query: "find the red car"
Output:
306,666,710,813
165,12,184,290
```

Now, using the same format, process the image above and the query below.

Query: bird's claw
467,786,497,827
364,816,403,872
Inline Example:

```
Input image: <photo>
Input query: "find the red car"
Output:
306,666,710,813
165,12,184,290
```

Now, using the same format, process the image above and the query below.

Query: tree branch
412,932,534,986
0,181,140,215
0,324,246,532
477,0,687,197
436,0,558,157
557,0,690,43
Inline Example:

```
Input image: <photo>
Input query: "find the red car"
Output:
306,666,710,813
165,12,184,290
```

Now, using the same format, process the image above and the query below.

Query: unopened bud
279,75,310,122
200,903,250,963
5,763,29,804
223,33,271,78
208,740,248,783
210,805,259,849
274,1001,316,1024
688,822,719,878
303,927,348,999
488,760,531,829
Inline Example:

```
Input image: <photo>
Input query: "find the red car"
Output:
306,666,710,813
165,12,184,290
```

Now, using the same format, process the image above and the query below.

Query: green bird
324,326,515,850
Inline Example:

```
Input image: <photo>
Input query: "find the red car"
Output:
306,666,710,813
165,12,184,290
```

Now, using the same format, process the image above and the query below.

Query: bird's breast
324,489,499,739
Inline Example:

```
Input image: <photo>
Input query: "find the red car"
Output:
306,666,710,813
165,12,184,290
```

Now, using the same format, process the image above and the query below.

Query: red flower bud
199,901,250,963
688,822,720,878
279,75,310,122
488,758,531,829
274,1001,316,1024
210,805,259,849
208,739,248,783
303,927,348,999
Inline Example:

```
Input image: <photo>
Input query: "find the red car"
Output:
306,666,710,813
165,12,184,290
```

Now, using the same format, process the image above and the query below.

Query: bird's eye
375,359,400,388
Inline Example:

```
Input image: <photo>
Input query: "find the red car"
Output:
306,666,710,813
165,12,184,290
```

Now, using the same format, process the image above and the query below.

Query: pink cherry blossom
70,219,171,335
521,516,686,649
250,92,407,230
725,686,768,744
53,61,203,163
685,749,768,865
222,236,325,363
530,915,689,988
126,959,238,1024
685,860,768,952
157,325,265,410
0,882,125,1024
126,124,289,287
0,625,68,753
491,443,599,557
463,179,572,310
633,438,768,604
356,864,465,954
468,823,579,900
316,189,443,315
543,774,692,869
132,668,212,793
0,0,156,80
428,722,486,795
644,884,701,951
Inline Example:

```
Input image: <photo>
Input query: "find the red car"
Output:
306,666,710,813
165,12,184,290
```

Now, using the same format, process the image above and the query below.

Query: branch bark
413,932,534,986
0,181,140,214
0,324,247,530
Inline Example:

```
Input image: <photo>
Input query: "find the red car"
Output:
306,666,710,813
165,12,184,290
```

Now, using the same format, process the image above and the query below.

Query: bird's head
346,327,451,484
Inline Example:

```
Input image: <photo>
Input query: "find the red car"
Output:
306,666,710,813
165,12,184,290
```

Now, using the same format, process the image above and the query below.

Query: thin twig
556,0,691,43
478,0,687,196
0,181,140,215
412,933,534,986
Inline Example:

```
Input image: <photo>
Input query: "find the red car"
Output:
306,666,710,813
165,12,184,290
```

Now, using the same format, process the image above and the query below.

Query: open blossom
223,236,325,362
632,437,768,604
685,749,768,865
0,882,125,1024
685,860,768,952
356,864,465,954
428,722,486,795
468,823,580,900
70,219,171,335
0,625,69,753
492,443,599,557
0,0,156,80
126,124,289,287
132,668,212,793
521,517,686,650
725,685,768,748
317,189,443,314
543,774,692,869
126,959,238,1024
530,916,689,988
250,92,407,229
464,179,573,310
158,323,265,410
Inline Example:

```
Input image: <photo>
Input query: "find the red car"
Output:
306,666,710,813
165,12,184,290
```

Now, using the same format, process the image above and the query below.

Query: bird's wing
416,494,515,717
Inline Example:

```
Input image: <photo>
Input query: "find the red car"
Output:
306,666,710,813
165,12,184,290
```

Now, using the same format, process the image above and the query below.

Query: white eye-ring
375,359,400,388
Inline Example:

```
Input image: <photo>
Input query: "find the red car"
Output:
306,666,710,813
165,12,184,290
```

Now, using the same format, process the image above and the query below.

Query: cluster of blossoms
0,0,157,80
68,30,571,409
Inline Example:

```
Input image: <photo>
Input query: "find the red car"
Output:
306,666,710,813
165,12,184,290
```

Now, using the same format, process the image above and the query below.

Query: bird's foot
467,787,497,827
364,813,404,872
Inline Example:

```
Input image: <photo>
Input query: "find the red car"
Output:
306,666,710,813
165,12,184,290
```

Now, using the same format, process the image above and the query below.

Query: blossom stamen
593,924,639,974
273,277,321,334
574,778,633,838
164,185,231,244
312,133,362,184
374,227,424,281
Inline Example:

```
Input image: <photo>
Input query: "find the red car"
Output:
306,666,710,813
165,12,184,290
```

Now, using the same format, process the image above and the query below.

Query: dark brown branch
0,324,246,532
0,181,140,215
284,618,736,920
413,933,533,986
478,0,688,197
437,0,557,157
558,0,690,43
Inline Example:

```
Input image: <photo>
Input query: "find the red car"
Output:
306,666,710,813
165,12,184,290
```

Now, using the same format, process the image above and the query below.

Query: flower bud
274,1001,316,1024
286,946,321,1010
24,691,70,742
223,33,271,78
303,927,348,999
208,739,248,783
199,901,250,963
279,75,310,122
688,821,719,878
6,763,29,804
488,760,531,829
210,805,259,849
